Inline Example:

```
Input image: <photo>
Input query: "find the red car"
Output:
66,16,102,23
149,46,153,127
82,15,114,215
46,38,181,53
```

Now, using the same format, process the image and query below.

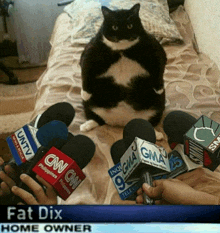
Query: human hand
176,167,220,196
11,174,58,205
0,157,18,196
136,178,220,205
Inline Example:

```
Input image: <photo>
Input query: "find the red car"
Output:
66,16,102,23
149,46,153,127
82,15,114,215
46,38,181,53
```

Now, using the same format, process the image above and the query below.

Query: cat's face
101,3,142,43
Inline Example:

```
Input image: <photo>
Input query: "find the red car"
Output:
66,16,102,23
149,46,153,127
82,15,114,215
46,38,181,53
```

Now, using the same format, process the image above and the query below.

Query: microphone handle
141,171,154,205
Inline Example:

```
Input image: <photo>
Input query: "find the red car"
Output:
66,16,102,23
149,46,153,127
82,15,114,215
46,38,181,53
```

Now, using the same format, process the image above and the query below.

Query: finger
20,174,46,202
136,187,143,195
136,195,144,204
177,168,209,183
0,171,16,188
36,175,57,199
142,182,164,199
4,165,18,182
0,157,4,165
4,164,17,176
17,202,25,205
0,181,10,196
11,186,38,205
177,171,195,181
177,175,199,187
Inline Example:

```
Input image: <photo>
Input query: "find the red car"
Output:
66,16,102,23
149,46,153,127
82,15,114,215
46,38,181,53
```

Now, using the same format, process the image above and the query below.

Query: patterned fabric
64,0,183,44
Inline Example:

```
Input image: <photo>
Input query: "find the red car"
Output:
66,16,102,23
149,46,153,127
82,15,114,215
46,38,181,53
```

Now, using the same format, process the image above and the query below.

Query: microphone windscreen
61,134,95,169
37,102,75,128
163,111,197,145
110,139,127,164
36,120,68,149
123,119,156,148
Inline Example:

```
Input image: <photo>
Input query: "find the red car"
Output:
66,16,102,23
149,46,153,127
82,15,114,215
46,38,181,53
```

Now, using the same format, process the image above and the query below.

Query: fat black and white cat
80,3,167,136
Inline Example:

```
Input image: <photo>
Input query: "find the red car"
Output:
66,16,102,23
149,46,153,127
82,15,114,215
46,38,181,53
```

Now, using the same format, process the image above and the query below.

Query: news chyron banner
0,223,220,233
0,205,220,233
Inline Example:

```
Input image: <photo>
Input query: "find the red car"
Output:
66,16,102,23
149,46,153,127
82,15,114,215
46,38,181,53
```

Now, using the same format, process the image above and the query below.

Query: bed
31,0,220,205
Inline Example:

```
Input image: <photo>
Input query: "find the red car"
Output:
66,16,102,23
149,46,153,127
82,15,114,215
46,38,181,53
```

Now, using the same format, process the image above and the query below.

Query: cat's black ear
101,6,112,18
130,3,140,15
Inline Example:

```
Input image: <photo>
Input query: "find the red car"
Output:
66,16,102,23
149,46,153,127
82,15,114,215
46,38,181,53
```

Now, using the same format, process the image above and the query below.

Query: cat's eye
112,25,118,31
127,24,133,29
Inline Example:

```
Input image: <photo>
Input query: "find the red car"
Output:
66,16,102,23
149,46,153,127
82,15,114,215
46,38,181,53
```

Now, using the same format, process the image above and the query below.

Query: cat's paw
153,88,164,95
80,120,99,132
81,90,92,101
155,130,164,141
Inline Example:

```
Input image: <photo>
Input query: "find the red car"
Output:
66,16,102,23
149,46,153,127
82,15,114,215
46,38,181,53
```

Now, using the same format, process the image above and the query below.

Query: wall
1,0,65,64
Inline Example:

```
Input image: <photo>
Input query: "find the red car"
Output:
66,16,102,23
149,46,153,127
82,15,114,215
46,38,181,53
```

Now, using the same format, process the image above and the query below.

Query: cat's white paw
81,90,92,101
80,120,99,132
153,88,164,95
155,130,164,141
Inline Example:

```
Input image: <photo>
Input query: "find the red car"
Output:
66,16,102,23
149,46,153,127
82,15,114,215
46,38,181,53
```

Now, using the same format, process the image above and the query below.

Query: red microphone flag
32,147,86,200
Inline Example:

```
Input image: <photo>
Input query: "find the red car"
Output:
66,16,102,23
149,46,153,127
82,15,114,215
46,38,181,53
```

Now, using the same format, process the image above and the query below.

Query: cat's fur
80,3,167,133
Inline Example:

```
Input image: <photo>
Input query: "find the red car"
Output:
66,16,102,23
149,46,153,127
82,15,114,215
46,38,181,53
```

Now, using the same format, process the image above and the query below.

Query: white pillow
185,0,220,70
64,0,183,44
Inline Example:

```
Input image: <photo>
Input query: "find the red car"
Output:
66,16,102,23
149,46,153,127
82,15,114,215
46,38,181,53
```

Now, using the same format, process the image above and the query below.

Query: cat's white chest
100,55,149,86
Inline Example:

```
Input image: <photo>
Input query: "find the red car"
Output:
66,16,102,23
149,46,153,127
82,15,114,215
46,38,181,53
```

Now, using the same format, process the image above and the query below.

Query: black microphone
109,139,142,201
120,119,170,204
163,111,197,149
37,102,75,128
163,111,203,171
111,139,127,165
123,119,156,148
32,134,96,200
60,134,95,169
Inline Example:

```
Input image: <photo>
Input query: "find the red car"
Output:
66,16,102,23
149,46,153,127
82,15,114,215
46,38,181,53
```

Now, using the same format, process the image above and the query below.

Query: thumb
142,183,163,199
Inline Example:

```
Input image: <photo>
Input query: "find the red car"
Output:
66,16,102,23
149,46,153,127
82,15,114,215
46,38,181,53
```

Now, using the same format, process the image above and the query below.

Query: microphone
6,124,40,169
163,111,220,171
123,119,156,148
120,119,170,204
153,145,188,180
163,111,197,149
32,134,96,200
10,121,69,204
184,115,220,171
4,102,75,171
21,120,69,175
108,139,142,201
163,111,204,171
37,102,75,128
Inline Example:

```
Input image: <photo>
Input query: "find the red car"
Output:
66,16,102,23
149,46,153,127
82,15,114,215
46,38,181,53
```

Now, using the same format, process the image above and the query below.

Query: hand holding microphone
0,102,78,204
136,177,220,205
11,134,95,204
1,102,76,183
109,119,170,204
11,174,58,205
136,111,220,205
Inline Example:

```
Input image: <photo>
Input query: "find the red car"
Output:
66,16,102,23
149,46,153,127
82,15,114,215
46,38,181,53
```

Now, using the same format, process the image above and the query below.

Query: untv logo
15,127,34,160
44,154,69,173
